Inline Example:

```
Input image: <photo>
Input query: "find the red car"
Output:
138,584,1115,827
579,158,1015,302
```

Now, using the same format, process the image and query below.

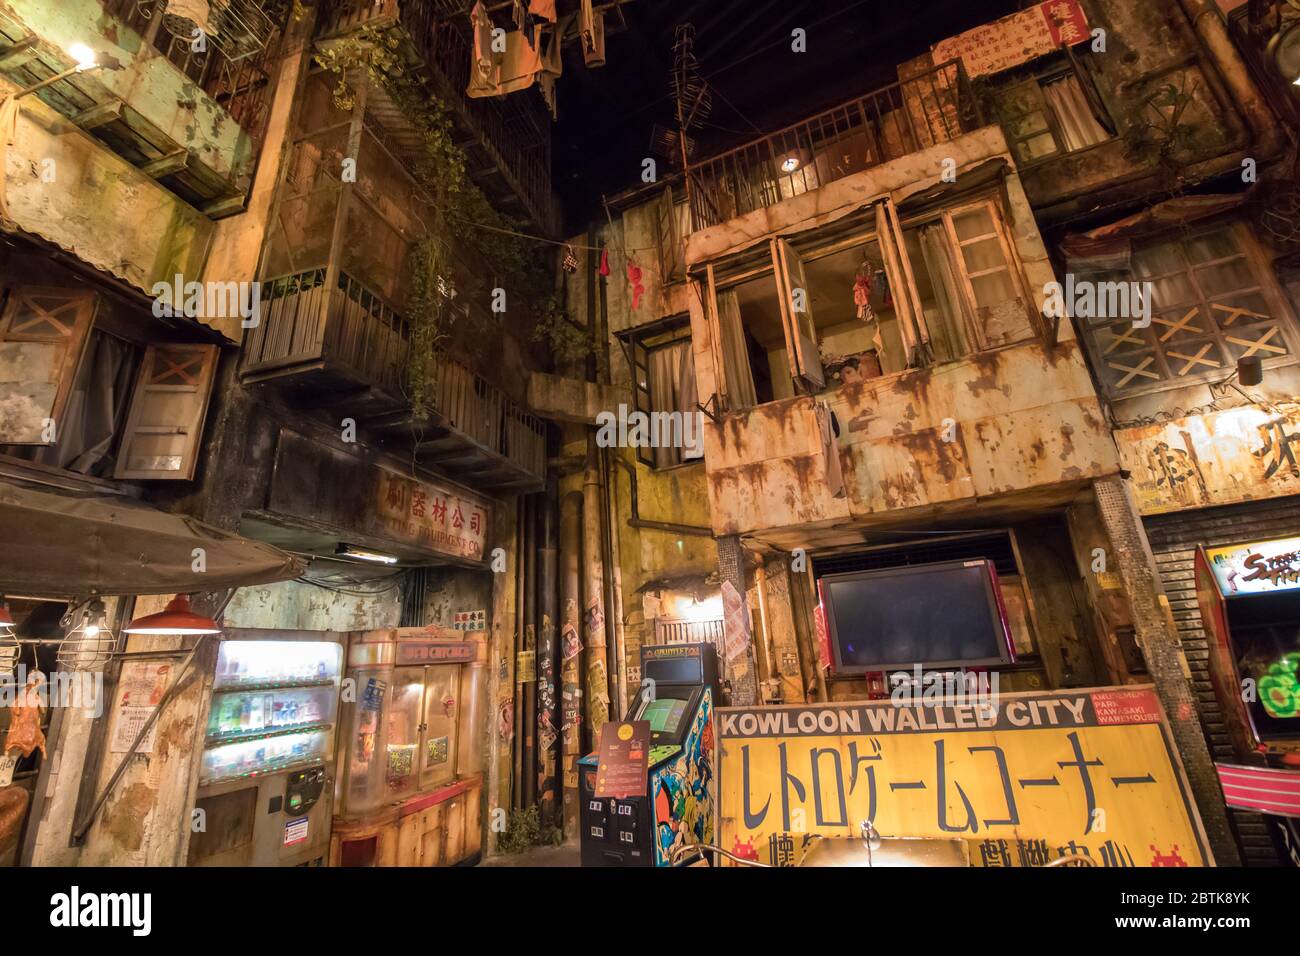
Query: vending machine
188,629,345,867
331,627,487,866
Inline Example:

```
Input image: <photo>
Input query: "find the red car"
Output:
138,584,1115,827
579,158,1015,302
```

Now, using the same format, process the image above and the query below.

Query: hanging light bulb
58,598,116,673
0,594,18,678
125,593,221,635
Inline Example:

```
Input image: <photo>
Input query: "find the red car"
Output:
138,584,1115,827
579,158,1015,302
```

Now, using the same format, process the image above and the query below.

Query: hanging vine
312,26,585,409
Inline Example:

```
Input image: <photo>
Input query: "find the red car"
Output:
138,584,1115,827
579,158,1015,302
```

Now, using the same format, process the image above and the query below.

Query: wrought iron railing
686,60,983,232
101,0,283,150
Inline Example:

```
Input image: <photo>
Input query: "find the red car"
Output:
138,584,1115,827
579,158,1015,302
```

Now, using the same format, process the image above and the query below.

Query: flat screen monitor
820,559,1013,674
632,686,695,740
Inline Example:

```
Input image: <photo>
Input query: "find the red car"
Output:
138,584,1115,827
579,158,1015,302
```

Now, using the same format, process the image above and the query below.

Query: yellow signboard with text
717,687,1211,867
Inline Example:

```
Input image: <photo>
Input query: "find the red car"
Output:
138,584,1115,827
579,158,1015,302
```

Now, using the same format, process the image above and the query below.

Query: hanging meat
4,670,46,760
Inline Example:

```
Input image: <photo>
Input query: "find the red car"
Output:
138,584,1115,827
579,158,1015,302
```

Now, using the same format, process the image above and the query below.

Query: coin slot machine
579,643,718,866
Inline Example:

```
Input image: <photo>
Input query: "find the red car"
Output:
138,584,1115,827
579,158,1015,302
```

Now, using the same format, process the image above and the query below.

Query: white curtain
1043,75,1109,152
648,342,684,468
718,290,757,411
917,224,972,362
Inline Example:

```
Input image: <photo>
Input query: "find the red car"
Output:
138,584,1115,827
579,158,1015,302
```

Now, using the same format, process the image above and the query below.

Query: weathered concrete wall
1,81,214,313
5,0,252,180
225,579,402,631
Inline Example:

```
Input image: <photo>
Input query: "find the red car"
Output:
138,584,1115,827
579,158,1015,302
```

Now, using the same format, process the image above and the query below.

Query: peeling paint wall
225,579,402,632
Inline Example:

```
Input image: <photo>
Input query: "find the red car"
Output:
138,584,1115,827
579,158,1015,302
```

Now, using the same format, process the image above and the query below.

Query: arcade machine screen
636,694,690,739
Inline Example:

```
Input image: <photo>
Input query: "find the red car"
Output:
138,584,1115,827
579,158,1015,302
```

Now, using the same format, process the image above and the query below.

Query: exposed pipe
512,495,526,811
582,436,611,737
610,455,713,537
521,492,538,808
536,477,560,825
558,489,583,839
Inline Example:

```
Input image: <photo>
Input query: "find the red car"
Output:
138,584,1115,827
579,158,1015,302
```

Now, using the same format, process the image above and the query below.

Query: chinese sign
394,641,476,665
932,0,1090,78
717,687,1210,867
1118,403,1300,514
110,662,171,754
454,609,487,632
375,469,490,562
1205,536,1300,596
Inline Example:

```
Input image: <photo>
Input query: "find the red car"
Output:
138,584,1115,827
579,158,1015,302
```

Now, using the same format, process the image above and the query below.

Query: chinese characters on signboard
375,470,490,562
931,0,1090,78
717,688,1209,867
1118,403,1300,515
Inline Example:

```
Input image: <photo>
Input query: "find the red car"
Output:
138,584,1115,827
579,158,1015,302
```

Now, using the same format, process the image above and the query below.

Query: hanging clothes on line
627,261,645,310
467,26,543,98
470,1,495,84
529,0,558,22
580,0,606,67
536,20,563,118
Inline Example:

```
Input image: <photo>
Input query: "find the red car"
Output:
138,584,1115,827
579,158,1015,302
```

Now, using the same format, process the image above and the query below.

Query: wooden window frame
997,50,1114,168
114,343,220,481
0,286,97,445
620,315,693,468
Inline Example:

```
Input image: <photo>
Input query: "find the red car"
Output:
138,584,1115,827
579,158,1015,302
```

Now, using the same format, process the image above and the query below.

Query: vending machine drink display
331,627,487,867
188,630,345,867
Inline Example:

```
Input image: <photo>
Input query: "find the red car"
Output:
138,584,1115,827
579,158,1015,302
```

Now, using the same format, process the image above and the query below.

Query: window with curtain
1077,222,1298,396
627,317,701,468
997,53,1112,167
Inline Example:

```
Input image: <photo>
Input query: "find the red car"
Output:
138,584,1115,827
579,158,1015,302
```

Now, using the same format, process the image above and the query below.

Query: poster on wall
1205,536,1300,596
931,0,1089,78
110,662,171,754
717,687,1211,867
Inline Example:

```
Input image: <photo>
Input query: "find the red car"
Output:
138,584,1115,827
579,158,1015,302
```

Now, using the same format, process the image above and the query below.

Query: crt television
819,558,1014,674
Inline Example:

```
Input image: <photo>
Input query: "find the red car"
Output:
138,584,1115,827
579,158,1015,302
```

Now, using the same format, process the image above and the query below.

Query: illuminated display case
199,640,343,785
337,652,484,815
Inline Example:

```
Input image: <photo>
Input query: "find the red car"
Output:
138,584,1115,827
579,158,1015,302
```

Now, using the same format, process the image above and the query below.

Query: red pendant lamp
124,593,221,635
0,595,13,632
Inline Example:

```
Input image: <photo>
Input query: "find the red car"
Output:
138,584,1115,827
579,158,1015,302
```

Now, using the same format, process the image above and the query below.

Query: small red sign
1091,689,1163,725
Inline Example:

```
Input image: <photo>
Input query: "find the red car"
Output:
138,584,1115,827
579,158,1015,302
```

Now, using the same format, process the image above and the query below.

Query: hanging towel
470,1,494,82
538,22,563,77
580,0,606,67
529,0,558,22
598,248,610,276
627,261,644,310
467,27,542,98
816,401,846,499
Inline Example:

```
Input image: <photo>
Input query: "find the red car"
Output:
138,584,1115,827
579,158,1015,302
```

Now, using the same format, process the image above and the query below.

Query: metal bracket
696,392,721,424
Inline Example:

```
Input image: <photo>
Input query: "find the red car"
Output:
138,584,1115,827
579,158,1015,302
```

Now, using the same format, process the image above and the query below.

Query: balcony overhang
0,0,256,212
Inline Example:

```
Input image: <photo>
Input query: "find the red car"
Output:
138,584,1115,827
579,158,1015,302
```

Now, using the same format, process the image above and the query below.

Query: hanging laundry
537,21,563,77
512,0,528,29
529,0,558,21
815,402,846,499
580,0,606,68
470,1,495,83
853,270,874,323
627,260,645,309
598,248,610,277
467,27,543,98
562,245,579,273
539,72,557,119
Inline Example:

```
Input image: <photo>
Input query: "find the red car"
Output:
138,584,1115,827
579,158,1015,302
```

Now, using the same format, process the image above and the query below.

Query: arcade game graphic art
580,642,719,866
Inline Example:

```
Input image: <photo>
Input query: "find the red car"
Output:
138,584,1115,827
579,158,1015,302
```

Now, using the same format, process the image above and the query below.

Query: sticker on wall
721,580,752,664
561,683,582,733
498,698,514,741
585,601,604,645
539,715,558,752
362,677,387,712
110,662,171,754
454,609,487,632
427,735,450,765
516,649,536,683
561,622,582,661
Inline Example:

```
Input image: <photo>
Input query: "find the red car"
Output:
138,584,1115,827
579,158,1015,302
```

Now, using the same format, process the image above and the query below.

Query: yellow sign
717,686,1211,867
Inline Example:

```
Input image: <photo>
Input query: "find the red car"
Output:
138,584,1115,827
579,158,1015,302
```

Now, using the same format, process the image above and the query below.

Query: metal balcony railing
686,60,983,232
319,0,560,236
244,268,547,484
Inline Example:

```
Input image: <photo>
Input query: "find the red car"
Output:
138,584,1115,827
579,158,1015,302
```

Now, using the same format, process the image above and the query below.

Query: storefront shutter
113,343,219,480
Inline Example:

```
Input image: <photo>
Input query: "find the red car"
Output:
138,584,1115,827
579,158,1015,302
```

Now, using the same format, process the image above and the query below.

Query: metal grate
812,532,1019,580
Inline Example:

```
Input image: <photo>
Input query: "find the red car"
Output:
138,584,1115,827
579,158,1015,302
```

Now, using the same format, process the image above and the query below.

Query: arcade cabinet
579,643,719,866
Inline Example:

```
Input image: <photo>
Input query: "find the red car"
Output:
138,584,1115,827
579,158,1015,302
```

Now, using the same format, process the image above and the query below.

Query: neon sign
1206,536,1300,596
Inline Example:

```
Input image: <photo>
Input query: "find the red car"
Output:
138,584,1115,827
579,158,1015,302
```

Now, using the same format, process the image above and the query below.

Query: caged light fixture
0,595,18,677
57,598,117,673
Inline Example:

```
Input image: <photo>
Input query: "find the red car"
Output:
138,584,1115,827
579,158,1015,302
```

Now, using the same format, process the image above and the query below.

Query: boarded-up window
944,201,1035,349
114,344,219,480
655,187,687,285
0,287,96,444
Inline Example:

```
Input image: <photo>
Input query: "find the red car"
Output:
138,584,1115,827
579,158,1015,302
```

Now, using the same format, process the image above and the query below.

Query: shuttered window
0,286,96,444
114,344,219,480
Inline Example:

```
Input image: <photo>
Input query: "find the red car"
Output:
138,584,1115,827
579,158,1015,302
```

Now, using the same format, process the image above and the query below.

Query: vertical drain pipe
559,489,583,839
583,437,611,739
520,493,537,808
512,495,527,810
536,479,559,822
